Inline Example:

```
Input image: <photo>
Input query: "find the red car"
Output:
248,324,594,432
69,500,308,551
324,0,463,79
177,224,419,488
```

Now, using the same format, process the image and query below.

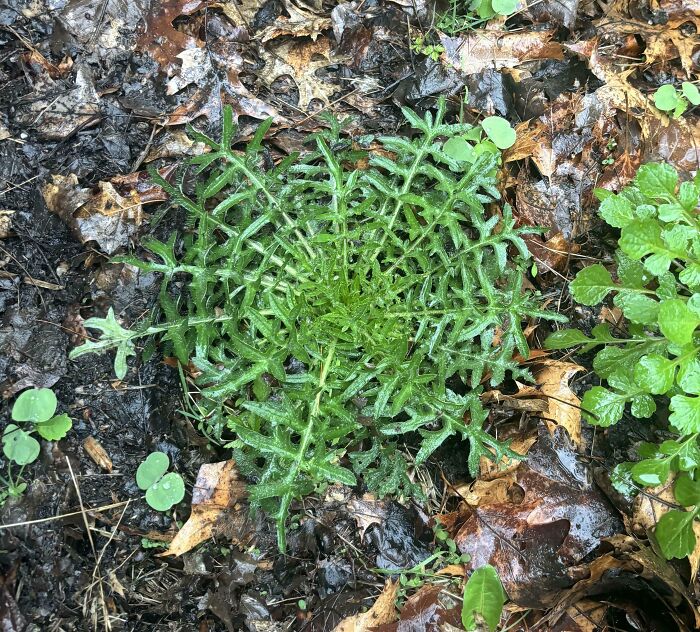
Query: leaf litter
1,0,700,629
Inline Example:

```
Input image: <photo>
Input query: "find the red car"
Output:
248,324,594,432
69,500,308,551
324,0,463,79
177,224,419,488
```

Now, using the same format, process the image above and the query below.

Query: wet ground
0,0,699,630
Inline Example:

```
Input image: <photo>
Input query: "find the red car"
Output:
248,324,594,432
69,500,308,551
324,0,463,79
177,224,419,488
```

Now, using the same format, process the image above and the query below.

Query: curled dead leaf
332,580,398,632
162,460,249,557
440,30,564,76
42,175,143,255
535,360,585,451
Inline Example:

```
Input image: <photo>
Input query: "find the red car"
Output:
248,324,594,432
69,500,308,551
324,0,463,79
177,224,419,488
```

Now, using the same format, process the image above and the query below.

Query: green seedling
136,451,185,512
1,387,73,503
410,35,445,62
437,0,519,35
12,387,73,441
462,564,506,631
375,523,471,604
653,82,700,118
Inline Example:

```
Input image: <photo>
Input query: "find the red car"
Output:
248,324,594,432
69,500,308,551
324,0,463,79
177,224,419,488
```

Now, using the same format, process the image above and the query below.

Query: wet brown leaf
332,580,398,632
163,460,249,556
371,585,462,632
261,37,341,110
43,175,143,255
535,360,585,450
259,0,331,41
137,0,206,75
545,536,700,630
455,426,622,607
440,30,564,76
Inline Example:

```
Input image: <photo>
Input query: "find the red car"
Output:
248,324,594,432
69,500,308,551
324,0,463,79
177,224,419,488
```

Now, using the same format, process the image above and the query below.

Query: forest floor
0,0,699,630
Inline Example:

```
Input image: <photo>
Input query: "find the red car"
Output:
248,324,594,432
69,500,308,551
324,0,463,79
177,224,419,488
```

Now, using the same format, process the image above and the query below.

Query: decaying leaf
260,37,342,110
368,584,463,631
526,233,579,275
163,460,249,556
259,0,331,41
83,436,113,472
452,426,622,607
535,360,585,450
42,175,143,255
332,580,398,632
13,64,100,140
440,30,564,76
544,536,700,630
348,495,388,540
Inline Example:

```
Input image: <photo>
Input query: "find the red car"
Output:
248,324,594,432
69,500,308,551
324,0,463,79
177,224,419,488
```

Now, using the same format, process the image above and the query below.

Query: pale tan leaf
163,460,248,557
535,360,585,450
332,580,398,632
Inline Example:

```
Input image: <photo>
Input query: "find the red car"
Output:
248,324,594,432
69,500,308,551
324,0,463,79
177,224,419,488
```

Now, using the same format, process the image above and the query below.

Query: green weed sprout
136,451,185,512
1,387,73,503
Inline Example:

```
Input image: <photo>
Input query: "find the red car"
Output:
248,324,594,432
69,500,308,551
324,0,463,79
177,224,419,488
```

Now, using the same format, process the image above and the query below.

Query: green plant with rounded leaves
653,82,700,118
71,98,564,550
546,162,700,560
1,387,73,503
437,0,519,34
410,35,445,62
136,451,185,512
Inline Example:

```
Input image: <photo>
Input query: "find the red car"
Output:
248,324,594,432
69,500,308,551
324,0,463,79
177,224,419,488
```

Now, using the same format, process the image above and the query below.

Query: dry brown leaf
630,475,676,534
43,175,143,254
163,460,249,556
535,360,585,450
456,475,516,507
261,37,341,110
259,0,331,41
440,30,563,76
83,436,113,472
594,17,699,75
503,119,555,177
435,564,466,577
689,522,700,582
332,580,398,632
348,495,388,540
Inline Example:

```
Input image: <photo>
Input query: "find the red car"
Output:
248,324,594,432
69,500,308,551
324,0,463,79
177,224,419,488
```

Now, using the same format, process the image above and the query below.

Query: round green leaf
669,394,700,434
462,564,506,632
12,388,57,423
443,136,473,162
634,354,675,394
145,472,185,512
655,509,697,559
2,424,40,466
492,0,518,14
136,451,170,490
658,299,699,346
36,413,73,441
653,84,681,111
480,116,516,150
630,458,670,487
582,386,625,427
674,473,700,507
570,264,615,305
682,82,700,106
